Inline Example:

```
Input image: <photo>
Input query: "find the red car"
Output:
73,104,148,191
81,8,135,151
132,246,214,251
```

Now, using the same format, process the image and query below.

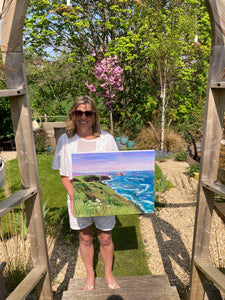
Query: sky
72,150,155,176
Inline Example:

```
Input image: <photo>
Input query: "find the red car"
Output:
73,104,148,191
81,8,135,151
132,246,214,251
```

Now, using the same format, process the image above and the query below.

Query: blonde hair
66,96,101,138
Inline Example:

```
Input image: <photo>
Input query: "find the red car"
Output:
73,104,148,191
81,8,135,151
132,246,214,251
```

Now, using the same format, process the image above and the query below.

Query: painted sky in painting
72,150,155,176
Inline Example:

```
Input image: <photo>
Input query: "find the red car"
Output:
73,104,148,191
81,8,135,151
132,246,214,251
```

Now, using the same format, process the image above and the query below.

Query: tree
25,52,90,117
23,0,211,141
24,0,134,57
85,52,123,133
108,0,210,148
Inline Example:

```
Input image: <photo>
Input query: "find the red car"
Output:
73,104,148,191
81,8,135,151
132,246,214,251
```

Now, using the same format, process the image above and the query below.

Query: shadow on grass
113,226,138,251
92,223,139,277
92,214,149,279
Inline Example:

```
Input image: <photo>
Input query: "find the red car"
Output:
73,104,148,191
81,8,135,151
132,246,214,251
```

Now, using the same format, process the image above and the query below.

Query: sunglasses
73,110,94,117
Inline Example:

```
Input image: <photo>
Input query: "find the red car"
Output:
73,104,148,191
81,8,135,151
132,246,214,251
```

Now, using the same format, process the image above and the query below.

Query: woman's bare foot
106,276,120,289
82,272,95,290
82,281,95,290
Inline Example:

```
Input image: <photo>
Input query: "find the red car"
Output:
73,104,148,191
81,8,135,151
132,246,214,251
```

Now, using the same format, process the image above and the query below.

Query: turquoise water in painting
103,170,154,213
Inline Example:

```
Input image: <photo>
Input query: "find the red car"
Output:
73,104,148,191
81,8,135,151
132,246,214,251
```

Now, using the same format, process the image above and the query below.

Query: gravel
140,160,225,299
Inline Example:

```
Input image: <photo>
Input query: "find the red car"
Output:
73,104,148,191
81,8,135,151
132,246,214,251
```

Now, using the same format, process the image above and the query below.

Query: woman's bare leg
97,229,120,289
79,225,95,290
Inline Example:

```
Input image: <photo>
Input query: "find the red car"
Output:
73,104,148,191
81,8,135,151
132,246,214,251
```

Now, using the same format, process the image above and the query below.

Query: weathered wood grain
189,1,225,299
0,1,53,299
6,267,47,300
0,187,37,217
62,276,180,300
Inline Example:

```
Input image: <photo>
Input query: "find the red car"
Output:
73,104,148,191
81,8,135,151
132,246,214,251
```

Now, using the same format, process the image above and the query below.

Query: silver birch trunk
161,83,166,150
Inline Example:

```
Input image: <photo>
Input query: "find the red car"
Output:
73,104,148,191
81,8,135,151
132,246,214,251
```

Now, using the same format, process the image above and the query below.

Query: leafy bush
33,128,49,153
155,174,173,193
135,127,186,152
155,163,174,208
175,150,188,161
155,163,163,179
186,162,200,177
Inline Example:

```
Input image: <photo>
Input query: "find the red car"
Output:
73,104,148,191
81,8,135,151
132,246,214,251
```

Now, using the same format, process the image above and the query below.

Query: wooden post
189,1,225,299
1,1,52,299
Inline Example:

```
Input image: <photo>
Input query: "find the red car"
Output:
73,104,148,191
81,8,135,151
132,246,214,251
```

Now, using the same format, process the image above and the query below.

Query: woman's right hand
61,176,74,216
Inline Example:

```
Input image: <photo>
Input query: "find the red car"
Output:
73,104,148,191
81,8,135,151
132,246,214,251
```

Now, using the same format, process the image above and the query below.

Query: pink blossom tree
85,53,123,133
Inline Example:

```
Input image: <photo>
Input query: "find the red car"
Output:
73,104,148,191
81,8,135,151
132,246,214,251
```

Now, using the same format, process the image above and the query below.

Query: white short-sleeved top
52,131,118,230
52,131,118,180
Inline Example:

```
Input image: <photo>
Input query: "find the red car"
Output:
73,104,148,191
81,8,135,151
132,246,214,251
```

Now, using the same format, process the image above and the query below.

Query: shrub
155,174,173,193
33,128,49,153
175,150,188,162
186,162,200,177
163,129,187,152
155,163,163,179
135,128,160,150
155,163,174,208
135,127,186,152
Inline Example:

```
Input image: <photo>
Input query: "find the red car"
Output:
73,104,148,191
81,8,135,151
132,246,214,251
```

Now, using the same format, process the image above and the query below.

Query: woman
52,96,120,290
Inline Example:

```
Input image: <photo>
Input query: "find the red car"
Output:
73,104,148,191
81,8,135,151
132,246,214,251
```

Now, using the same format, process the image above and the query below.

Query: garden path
140,160,225,299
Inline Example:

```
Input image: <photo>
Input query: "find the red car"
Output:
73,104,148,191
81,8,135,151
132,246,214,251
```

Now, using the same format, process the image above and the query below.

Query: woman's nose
81,113,86,119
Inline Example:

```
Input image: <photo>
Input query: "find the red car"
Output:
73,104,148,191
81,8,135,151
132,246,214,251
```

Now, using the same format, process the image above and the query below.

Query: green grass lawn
0,154,152,277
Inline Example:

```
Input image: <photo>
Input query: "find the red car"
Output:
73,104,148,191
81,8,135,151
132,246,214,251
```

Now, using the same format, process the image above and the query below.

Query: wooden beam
205,0,225,45
202,180,225,198
1,0,30,52
210,81,225,88
0,86,26,97
1,0,53,298
6,267,47,300
194,259,225,293
189,2,225,298
0,188,37,217
0,0,4,16
214,202,225,223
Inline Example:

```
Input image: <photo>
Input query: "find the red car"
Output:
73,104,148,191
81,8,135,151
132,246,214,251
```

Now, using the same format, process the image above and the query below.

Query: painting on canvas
72,150,155,217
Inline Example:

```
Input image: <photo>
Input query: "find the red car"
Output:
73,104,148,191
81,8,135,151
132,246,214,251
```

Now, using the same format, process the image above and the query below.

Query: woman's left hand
70,195,74,216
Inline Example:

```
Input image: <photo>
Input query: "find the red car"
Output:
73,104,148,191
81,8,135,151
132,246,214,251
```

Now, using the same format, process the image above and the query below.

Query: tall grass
0,209,32,292
0,158,33,292
135,127,187,152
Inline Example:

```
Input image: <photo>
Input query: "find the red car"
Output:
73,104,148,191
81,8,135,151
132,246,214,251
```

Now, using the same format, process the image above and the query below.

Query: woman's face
74,103,95,136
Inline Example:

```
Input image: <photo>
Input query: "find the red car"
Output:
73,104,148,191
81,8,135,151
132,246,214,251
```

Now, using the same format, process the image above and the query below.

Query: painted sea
72,150,155,216
102,170,154,213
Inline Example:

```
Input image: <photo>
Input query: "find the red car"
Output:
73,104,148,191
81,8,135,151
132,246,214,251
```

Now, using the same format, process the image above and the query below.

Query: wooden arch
0,1,225,299
0,0,52,299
